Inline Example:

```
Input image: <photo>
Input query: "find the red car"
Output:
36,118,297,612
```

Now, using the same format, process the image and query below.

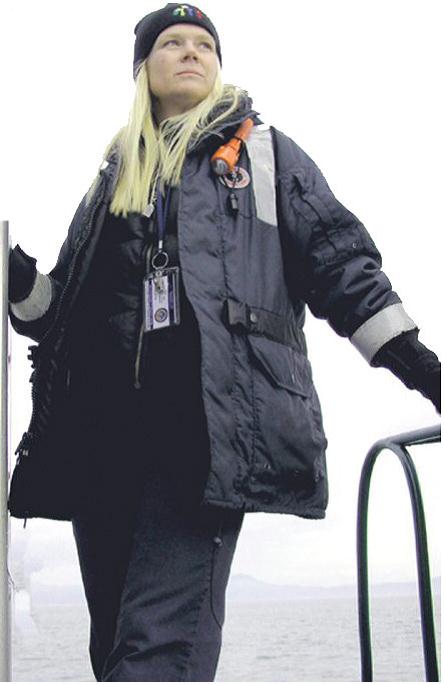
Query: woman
7,3,440,681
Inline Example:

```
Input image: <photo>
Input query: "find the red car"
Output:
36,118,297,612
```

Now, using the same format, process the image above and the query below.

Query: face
147,23,219,120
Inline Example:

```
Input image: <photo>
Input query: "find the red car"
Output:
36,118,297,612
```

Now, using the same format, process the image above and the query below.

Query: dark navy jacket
8,96,416,521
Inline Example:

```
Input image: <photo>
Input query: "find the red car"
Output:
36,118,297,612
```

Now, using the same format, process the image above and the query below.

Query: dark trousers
71,330,245,681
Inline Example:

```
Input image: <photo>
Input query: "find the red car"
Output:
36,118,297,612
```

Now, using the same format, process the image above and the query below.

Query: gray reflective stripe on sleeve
245,126,277,227
350,303,417,362
10,271,54,321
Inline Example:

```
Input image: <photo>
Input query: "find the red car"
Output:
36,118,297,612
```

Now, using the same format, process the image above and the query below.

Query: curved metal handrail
357,424,441,682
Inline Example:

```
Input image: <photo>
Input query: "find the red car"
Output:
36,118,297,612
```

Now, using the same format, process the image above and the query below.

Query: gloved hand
372,329,441,414
8,244,37,304
417,366,441,414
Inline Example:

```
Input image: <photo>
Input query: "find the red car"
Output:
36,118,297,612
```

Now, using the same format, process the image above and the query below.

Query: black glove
8,244,37,304
372,329,441,414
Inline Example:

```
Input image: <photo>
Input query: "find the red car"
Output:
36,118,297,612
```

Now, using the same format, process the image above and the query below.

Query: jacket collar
106,91,262,164
187,91,262,153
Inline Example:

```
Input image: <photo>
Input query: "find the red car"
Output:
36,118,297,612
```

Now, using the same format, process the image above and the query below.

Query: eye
164,39,179,46
200,41,213,50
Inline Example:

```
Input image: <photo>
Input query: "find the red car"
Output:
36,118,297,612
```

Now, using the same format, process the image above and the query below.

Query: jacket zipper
134,108,256,400
134,240,154,389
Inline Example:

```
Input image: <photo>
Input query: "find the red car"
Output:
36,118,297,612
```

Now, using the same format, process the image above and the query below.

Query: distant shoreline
22,573,441,607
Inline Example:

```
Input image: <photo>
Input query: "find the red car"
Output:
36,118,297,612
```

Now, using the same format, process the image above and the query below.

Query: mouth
176,71,203,77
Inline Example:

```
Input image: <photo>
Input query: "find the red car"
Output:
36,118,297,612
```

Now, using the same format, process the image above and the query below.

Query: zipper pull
213,518,224,546
227,191,238,215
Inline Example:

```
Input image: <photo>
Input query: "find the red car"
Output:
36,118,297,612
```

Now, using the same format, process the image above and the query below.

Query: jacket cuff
371,329,441,411
350,303,417,363
9,271,54,321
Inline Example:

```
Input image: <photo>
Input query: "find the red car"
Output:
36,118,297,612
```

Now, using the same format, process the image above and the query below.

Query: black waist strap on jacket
222,298,305,351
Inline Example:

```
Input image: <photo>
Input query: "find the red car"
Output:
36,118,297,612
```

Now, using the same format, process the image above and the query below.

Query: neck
153,97,198,124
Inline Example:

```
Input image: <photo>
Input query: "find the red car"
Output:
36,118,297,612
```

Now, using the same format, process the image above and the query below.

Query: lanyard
151,178,172,271
155,178,172,253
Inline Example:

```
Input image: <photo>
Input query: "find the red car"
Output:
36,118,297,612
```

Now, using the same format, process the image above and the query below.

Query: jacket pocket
245,333,327,476
290,169,380,268
291,169,335,226
245,333,311,397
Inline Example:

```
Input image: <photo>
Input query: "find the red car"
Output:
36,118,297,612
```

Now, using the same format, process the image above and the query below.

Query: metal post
0,220,12,682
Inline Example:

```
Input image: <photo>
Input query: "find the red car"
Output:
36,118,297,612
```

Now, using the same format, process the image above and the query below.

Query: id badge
143,266,181,332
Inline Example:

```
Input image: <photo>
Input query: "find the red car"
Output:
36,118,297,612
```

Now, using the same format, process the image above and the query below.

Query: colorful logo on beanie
172,4,205,20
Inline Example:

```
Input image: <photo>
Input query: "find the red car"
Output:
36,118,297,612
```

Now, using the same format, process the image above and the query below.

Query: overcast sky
1,0,441,593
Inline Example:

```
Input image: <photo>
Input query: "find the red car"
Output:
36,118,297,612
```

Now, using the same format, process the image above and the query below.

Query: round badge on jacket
219,166,251,189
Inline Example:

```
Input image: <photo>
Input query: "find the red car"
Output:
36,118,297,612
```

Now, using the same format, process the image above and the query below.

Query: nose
181,40,199,62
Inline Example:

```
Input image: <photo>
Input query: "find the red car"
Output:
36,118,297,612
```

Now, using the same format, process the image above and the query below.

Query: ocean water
12,595,441,682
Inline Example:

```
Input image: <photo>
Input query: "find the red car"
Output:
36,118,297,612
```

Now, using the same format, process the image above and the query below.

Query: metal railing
357,424,441,682
1,220,12,682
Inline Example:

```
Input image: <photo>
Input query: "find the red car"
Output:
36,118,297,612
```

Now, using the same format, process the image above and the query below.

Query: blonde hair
86,59,247,218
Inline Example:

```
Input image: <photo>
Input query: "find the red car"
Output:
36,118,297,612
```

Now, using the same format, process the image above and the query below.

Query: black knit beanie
133,3,222,81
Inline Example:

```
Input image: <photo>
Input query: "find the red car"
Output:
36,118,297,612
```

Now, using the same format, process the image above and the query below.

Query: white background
0,0,441,590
